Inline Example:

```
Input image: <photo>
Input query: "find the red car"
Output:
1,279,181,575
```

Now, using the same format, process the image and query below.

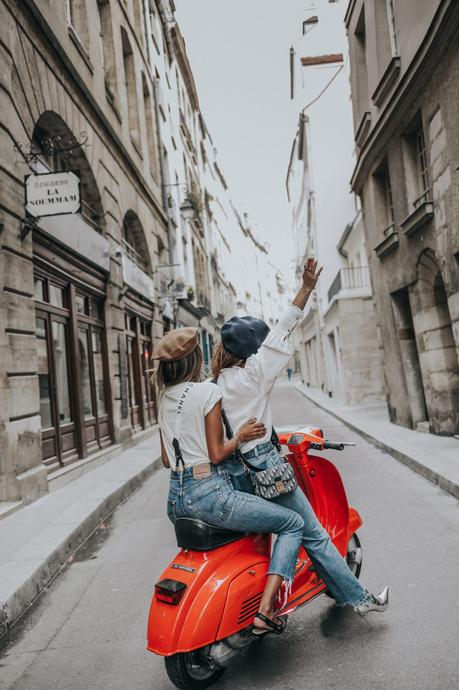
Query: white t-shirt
159,381,222,468
216,304,303,453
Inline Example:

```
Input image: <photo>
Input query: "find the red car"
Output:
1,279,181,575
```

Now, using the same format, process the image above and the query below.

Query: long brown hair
154,347,203,390
211,340,245,378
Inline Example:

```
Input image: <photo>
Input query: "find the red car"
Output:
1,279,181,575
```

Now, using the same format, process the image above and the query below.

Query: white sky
174,0,318,277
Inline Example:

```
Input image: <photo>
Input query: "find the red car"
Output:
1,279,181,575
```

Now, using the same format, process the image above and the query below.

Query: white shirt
215,304,303,453
159,381,222,468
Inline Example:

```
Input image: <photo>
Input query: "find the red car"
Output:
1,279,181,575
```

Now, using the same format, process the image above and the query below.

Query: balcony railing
122,239,149,274
328,266,371,303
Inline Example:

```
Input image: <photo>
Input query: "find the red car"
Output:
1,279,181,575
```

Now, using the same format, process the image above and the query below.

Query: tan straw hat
152,327,199,361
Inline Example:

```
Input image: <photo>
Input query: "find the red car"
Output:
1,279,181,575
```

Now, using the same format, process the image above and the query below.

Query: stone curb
0,455,162,639
296,385,459,501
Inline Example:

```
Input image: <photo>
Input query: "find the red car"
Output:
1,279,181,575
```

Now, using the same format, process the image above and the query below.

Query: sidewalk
0,428,161,638
295,382,459,500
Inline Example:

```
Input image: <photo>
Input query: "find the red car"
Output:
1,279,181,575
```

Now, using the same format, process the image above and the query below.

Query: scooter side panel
216,561,268,640
147,534,269,656
290,452,350,555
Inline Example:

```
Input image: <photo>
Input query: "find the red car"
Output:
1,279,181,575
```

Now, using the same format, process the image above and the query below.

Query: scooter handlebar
322,440,356,451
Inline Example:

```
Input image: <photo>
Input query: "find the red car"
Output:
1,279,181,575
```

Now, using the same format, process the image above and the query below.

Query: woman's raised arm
246,258,322,389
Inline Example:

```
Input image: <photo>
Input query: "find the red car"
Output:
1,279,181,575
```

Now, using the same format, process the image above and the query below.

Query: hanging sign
25,171,81,217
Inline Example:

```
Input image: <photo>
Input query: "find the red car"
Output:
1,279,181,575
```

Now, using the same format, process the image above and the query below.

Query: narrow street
1,380,458,690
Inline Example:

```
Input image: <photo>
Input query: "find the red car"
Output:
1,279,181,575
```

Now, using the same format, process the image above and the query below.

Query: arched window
123,211,150,274
120,27,140,145
141,72,159,180
32,111,105,233
97,0,118,105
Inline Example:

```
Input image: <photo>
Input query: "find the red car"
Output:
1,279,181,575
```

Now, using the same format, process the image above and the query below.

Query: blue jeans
167,464,303,583
230,446,369,607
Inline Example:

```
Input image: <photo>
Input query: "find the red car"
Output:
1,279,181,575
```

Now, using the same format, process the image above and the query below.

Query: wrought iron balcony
327,266,371,303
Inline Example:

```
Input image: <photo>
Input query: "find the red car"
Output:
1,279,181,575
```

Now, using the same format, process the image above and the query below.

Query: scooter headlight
154,578,187,605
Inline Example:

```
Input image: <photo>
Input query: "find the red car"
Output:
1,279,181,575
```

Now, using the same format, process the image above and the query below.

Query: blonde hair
211,340,245,378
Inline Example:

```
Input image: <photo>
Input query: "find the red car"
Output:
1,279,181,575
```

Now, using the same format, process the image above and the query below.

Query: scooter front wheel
346,532,362,578
165,651,225,690
325,532,363,598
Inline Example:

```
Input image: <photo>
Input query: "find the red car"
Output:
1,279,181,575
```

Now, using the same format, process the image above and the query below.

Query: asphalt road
1,379,458,690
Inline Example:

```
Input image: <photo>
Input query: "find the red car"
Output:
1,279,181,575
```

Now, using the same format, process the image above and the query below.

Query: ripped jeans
229,445,370,607
167,464,303,583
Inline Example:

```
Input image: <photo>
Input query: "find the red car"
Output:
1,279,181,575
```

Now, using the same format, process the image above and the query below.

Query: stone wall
337,297,385,406
358,30,459,434
0,0,167,501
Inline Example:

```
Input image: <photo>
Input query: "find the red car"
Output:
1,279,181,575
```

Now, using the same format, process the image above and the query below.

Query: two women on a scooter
153,258,388,637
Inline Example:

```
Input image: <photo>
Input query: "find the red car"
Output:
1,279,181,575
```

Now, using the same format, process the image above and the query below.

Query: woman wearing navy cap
211,258,389,626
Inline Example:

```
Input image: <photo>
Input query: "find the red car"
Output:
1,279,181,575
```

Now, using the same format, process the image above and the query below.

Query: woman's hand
292,257,323,311
302,257,323,291
237,418,267,444
206,403,266,464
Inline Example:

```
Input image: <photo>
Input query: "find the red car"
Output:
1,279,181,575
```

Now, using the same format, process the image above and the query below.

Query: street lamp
179,197,194,221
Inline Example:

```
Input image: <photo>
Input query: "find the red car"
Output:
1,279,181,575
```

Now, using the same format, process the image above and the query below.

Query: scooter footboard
147,534,269,656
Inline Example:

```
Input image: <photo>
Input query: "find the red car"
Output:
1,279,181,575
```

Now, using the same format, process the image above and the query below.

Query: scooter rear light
154,578,187,605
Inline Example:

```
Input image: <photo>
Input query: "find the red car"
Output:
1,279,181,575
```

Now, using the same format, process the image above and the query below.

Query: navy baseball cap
221,316,270,359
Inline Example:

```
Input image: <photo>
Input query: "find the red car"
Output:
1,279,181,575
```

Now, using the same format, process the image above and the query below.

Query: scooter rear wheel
165,651,225,690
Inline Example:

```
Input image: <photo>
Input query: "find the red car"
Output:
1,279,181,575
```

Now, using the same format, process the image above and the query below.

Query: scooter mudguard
348,506,363,537
147,534,269,656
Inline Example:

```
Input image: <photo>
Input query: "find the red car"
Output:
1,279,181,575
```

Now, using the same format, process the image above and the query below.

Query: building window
122,211,150,273
66,0,89,51
373,157,395,232
97,0,118,105
125,314,156,430
141,72,159,180
32,114,105,234
402,113,431,210
374,0,398,73
416,128,429,201
34,270,111,469
149,0,162,54
352,6,369,123
133,0,145,46
386,0,398,55
121,27,140,145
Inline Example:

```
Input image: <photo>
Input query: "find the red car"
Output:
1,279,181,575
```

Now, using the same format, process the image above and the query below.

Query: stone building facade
0,0,169,507
345,0,459,434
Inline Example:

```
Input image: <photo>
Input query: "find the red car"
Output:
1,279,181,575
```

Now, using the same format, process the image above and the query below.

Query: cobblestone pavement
1,379,458,690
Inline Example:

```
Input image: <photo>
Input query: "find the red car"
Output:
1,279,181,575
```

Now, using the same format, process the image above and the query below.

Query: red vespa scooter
147,426,362,690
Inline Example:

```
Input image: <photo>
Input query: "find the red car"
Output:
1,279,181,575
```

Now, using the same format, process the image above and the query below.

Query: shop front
29,111,114,471
33,232,113,470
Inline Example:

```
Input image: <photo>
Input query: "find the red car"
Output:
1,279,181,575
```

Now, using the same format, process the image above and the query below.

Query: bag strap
159,383,194,471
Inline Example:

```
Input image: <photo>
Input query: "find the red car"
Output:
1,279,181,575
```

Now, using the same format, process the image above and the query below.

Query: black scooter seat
174,517,246,551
